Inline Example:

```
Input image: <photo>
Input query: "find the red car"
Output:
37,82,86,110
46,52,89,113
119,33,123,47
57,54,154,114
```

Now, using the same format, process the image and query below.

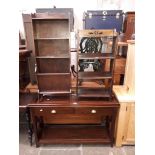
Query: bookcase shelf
79,53,115,60
34,38,69,40
78,88,111,98
36,55,70,59
78,72,112,80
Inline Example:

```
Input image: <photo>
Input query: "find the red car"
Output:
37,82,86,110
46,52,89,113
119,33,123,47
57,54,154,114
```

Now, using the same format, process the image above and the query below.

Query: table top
19,93,119,108
113,86,135,103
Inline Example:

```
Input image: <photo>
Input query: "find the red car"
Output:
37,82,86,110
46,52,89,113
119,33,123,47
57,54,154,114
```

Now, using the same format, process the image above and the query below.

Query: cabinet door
123,103,135,144
115,102,135,146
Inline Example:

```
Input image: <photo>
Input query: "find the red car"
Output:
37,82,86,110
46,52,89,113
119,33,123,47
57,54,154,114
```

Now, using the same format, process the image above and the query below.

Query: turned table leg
25,107,33,146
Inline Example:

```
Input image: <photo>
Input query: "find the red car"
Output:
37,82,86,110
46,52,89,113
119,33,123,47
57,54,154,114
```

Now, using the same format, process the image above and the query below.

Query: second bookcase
32,13,71,97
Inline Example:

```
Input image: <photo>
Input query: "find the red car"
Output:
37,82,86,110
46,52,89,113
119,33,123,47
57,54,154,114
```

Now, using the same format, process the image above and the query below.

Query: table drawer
32,107,74,116
42,114,104,124
75,107,114,115
31,107,117,124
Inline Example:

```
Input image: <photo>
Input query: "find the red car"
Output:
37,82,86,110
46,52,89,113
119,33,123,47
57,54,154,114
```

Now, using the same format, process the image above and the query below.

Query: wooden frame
25,13,71,97
77,29,118,98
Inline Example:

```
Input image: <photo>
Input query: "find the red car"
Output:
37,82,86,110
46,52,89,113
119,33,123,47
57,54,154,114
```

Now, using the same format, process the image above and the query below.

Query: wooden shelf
32,17,69,20
37,73,70,76
78,88,111,98
38,125,111,144
31,13,69,20
34,38,69,40
36,55,69,59
78,82,105,89
39,90,71,95
78,72,112,80
79,53,114,59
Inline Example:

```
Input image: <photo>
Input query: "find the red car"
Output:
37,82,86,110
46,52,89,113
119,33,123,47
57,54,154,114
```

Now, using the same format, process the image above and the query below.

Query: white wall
19,0,135,38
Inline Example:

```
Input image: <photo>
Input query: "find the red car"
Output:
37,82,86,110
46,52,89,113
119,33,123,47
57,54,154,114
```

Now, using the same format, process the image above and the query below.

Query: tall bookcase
28,13,71,98
77,30,117,99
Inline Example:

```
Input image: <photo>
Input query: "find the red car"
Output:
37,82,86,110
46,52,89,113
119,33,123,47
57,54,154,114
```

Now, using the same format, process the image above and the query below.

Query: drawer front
75,107,114,115
31,107,117,124
32,107,74,116
42,114,104,124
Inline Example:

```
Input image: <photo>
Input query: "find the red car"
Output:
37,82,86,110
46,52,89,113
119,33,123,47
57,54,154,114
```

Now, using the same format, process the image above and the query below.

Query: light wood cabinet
114,40,135,147
113,86,135,146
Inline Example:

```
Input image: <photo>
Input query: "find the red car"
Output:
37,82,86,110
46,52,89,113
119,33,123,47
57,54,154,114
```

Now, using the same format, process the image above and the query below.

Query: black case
83,10,124,33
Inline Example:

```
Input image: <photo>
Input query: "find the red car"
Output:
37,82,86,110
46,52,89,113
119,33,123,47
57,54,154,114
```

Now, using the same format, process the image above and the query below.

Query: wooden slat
22,14,35,55
78,82,105,88
37,73,70,75
39,91,71,94
32,13,69,20
124,41,135,96
79,53,114,59
78,72,112,80
78,88,110,98
78,29,117,37
34,37,69,40
36,55,69,58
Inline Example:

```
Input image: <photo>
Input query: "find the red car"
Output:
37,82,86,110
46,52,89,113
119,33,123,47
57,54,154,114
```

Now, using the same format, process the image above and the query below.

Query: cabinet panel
124,41,135,95
114,58,126,74
105,58,126,74
123,12,135,41
36,58,70,73
36,8,74,31
33,20,69,38
115,102,135,146
115,103,127,146
35,39,69,56
123,104,135,144
37,74,70,92
22,14,35,55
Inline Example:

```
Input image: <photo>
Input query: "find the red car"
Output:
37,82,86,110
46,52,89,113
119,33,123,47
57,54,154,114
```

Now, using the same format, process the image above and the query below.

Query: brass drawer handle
51,110,56,114
39,109,43,112
91,109,96,114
